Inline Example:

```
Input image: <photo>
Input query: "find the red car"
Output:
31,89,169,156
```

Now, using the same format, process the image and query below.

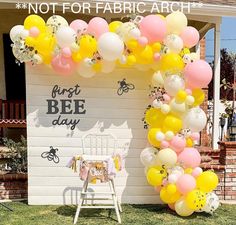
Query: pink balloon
162,178,168,186
178,147,201,168
176,174,196,194
154,53,161,61
138,36,148,46
51,54,75,75
168,203,175,211
190,132,200,141
161,140,170,148
154,186,162,193
87,17,109,39
184,60,213,89
70,19,87,37
180,26,200,48
163,94,171,102
192,167,203,177
185,89,192,95
170,136,186,153
168,174,178,184
62,47,72,58
139,15,167,43
29,26,40,37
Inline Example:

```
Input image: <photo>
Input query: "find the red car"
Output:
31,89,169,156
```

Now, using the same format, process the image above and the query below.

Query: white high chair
73,133,122,224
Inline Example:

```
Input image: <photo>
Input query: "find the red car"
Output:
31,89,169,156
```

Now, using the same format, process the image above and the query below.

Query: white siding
26,64,161,205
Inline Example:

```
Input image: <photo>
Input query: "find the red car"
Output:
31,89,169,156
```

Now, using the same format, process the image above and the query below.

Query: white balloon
116,22,137,41
161,104,170,114
152,71,165,87
19,29,29,39
170,99,187,115
33,54,43,64
186,96,195,105
119,55,127,64
201,192,220,214
10,25,24,42
168,166,184,177
140,147,158,167
98,32,124,61
156,131,165,141
164,34,183,54
130,28,141,39
157,148,177,168
56,27,76,48
70,42,80,52
77,62,95,78
152,99,162,108
168,174,178,184
164,75,185,96
101,60,116,73
183,107,207,132
47,15,68,33
165,131,174,140
175,197,194,217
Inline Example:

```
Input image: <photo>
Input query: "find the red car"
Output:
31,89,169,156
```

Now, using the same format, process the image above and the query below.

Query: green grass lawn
0,201,235,225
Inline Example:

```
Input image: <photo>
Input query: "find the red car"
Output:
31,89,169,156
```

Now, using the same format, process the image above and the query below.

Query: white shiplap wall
26,64,161,205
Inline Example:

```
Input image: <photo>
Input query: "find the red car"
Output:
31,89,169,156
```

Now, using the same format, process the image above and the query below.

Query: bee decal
117,78,135,96
41,146,60,164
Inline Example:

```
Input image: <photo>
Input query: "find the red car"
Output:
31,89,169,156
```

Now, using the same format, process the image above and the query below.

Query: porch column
212,21,221,149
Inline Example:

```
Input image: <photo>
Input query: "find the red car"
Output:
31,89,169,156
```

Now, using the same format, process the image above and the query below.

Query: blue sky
206,17,236,62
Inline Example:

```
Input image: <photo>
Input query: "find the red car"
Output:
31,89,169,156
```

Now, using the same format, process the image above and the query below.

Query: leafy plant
2,136,27,173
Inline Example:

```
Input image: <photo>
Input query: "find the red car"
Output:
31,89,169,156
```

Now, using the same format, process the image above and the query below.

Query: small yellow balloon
192,89,205,106
185,189,206,210
196,171,219,193
25,36,36,47
126,39,138,52
72,52,82,62
167,184,177,195
152,42,162,53
147,166,167,186
176,90,187,103
136,45,153,64
160,187,181,204
180,48,190,57
79,35,97,57
109,21,122,33
126,54,136,66
186,138,194,147
162,115,182,134
24,14,46,32
160,53,184,73
145,108,166,128
148,128,161,148
184,168,193,174
93,63,102,72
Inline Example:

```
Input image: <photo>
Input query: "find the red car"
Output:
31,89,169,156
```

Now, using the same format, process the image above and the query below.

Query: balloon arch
10,11,219,216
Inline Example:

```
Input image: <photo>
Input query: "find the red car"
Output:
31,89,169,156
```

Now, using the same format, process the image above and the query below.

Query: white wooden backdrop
26,64,161,205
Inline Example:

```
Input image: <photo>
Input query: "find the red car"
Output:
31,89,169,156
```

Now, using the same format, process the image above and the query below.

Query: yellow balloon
126,54,136,66
136,45,153,64
184,168,193,174
186,138,194,147
93,63,102,72
79,35,97,57
160,187,181,204
160,53,184,73
175,198,194,217
24,14,46,32
25,36,36,47
109,21,122,33
180,48,190,57
72,52,82,62
192,89,205,106
126,39,138,52
35,33,56,53
152,42,162,53
196,171,219,193
145,108,166,127
148,128,161,147
185,190,206,210
176,90,187,103
162,115,182,134
147,166,167,186
167,184,177,195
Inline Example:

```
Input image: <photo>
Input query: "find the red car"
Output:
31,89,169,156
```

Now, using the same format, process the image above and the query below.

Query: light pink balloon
168,174,178,184
29,26,40,37
170,136,186,153
176,174,196,194
51,54,75,75
154,53,161,61
180,26,200,48
162,178,168,186
87,17,109,39
161,140,170,148
138,36,148,46
185,89,192,95
70,19,88,36
178,147,201,168
192,167,203,177
62,47,72,58
163,94,171,102
139,15,167,43
154,186,162,193
184,60,213,89
190,132,200,141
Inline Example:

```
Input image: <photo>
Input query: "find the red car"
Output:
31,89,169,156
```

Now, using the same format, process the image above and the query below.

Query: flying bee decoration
117,78,135,96
41,146,60,164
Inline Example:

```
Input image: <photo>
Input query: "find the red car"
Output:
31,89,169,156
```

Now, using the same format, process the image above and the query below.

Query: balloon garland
10,12,219,216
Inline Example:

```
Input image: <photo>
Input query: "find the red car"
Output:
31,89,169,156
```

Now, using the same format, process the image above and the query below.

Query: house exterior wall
26,65,159,205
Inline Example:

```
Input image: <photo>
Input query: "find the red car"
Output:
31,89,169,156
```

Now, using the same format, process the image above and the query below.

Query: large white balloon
10,25,24,42
166,11,188,34
175,197,194,217
140,147,158,167
170,99,187,115
183,107,207,132
164,75,185,96
157,148,177,168
47,15,68,33
98,32,124,61
116,22,139,41
77,62,95,78
201,192,220,214
152,71,165,87
56,27,76,48
164,34,183,54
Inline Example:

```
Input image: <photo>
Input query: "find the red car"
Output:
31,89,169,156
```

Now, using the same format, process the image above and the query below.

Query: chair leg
111,178,122,213
109,180,121,224
73,179,88,224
